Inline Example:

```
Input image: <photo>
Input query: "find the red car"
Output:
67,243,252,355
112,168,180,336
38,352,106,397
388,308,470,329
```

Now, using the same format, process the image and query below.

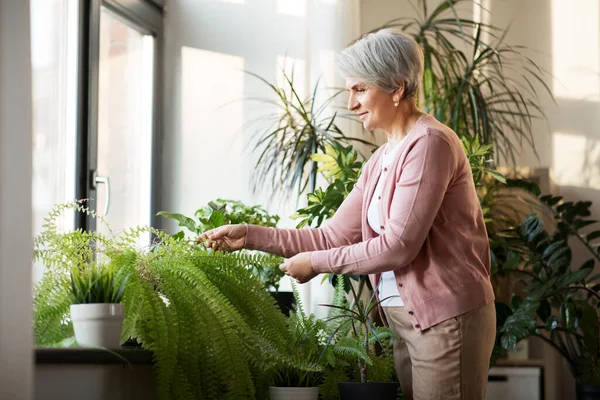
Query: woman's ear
394,84,405,102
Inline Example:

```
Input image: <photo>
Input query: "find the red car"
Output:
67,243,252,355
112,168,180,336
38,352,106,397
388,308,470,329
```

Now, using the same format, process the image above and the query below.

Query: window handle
92,171,111,217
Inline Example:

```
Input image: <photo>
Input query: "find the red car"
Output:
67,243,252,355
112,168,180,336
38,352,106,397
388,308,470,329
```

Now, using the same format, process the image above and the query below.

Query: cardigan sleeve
244,162,368,258
311,133,455,275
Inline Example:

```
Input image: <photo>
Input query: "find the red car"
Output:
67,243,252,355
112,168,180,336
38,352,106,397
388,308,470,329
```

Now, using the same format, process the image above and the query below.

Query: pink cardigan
245,114,495,330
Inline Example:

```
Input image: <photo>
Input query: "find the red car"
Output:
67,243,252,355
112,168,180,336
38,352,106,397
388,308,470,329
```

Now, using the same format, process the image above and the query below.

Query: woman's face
345,77,396,131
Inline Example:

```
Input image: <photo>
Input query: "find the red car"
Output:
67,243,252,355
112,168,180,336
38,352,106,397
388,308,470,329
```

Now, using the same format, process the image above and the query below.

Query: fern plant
158,199,285,291
34,201,312,399
268,284,328,388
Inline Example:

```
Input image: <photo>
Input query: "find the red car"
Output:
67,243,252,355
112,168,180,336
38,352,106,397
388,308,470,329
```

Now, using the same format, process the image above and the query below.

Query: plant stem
535,326,585,341
534,333,574,369
545,286,600,303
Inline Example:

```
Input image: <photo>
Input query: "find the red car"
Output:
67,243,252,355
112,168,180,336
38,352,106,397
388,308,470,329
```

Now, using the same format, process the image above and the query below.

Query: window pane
30,0,78,281
97,7,154,244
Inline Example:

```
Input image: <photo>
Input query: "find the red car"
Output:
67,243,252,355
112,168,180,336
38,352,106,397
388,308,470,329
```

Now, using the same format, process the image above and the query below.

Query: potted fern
269,284,328,400
319,276,398,400
34,201,300,399
69,262,130,348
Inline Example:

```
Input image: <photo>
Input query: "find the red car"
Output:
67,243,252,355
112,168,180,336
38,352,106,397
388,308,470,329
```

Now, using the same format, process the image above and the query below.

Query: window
96,7,155,244
30,0,79,282
30,0,163,280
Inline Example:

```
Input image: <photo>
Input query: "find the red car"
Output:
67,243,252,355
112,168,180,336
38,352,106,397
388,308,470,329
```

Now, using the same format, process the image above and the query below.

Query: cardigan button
414,324,421,329
398,283,403,287
408,311,414,315
378,196,381,200
380,225,385,230
384,167,388,172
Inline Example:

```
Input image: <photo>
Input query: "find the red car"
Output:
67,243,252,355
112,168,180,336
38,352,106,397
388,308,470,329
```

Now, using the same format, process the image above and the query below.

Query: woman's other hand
197,224,247,252
280,252,318,284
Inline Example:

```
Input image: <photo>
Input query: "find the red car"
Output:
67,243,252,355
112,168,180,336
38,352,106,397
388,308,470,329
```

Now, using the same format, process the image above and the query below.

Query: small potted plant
69,261,130,348
319,275,398,400
269,285,328,400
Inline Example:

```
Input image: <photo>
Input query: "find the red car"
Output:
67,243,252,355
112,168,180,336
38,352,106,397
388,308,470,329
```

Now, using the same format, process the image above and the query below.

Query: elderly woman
200,29,496,400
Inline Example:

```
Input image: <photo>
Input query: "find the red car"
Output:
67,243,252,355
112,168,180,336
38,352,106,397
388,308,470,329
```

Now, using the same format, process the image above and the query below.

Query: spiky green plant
246,68,374,198
377,0,553,164
34,201,313,399
69,261,130,304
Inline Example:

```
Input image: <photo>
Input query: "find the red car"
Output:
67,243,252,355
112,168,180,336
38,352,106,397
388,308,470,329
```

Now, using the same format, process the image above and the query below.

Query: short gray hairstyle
337,28,424,99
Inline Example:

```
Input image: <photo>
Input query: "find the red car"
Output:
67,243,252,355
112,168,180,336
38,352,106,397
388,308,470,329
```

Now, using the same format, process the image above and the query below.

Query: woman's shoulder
411,113,461,148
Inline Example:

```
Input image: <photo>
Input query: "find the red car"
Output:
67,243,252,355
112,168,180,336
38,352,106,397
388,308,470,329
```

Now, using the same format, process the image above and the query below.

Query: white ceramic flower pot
70,303,125,348
269,387,319,400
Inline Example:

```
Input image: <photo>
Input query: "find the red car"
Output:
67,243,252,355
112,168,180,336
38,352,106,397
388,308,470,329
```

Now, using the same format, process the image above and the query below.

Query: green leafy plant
491,185,600,385
158,198,280,237
378,0,553,164
34,201,308,399
158,199,285,291
246,68,374,198
292,143,363,228
269,283,328,388
70,262,130,304
317,275,397,399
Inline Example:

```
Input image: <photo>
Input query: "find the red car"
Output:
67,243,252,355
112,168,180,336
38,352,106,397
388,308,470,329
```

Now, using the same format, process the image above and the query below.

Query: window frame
77,0,163,231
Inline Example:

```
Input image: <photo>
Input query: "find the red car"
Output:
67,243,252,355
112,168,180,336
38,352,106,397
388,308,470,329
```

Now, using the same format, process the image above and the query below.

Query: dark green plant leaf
560,301,579,332
537,300,551,322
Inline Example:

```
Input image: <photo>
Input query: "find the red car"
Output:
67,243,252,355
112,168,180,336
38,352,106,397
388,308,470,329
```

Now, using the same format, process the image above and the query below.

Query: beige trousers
382,303,496,400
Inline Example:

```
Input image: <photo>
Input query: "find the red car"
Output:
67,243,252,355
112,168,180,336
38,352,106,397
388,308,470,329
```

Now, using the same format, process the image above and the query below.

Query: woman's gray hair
337,28,424,100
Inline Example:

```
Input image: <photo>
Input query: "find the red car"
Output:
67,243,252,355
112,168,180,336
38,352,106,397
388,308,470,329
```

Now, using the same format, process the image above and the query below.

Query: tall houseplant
492,183,600,390
246,68,374,198
378,0,553,164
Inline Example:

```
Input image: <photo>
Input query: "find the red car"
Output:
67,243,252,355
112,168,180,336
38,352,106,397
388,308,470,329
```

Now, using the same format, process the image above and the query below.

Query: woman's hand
280,252,318,284
197,224,247,252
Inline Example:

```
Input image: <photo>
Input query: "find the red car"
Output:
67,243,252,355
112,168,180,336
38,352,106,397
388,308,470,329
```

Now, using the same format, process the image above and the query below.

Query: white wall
0,0,34,399
162,0,361,316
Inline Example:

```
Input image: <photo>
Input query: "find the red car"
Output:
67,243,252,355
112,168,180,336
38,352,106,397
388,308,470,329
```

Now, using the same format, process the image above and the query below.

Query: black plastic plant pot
269,291,295,317
338,382,399,400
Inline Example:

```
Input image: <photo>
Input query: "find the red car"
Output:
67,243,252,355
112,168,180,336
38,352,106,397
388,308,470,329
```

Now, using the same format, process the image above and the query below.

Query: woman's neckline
384,112,426,155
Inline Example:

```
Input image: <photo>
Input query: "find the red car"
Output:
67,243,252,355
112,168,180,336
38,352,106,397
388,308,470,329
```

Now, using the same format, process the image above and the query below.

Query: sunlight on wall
551,0,599,101
319,49,337,88
552,132,600,190
220,0,244,3
180,47,245,215
277,0,305,17
321,0,337,4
